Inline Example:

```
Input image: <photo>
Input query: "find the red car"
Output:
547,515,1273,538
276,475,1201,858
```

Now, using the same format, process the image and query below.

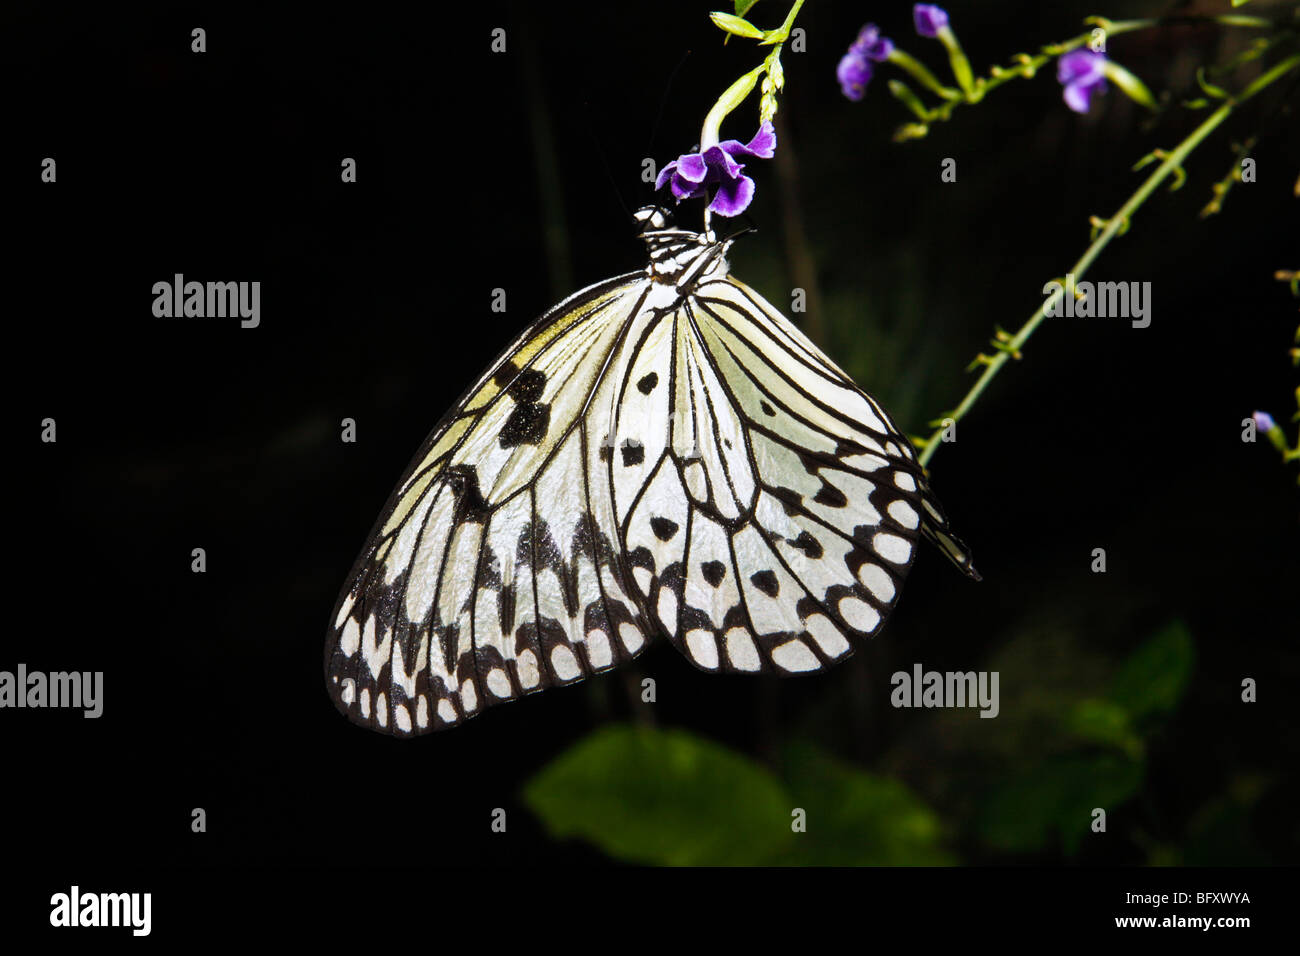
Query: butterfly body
326,209,976,735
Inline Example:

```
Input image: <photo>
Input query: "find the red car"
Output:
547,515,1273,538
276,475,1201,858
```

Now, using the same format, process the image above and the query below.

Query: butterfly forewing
326,273,658,734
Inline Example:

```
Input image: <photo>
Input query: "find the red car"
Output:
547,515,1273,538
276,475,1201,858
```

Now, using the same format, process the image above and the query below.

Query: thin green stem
699,1,804,147
888,49,961,100
699,65,765,149
937,26,977,97
912,15,1278,132
916,52,1300,469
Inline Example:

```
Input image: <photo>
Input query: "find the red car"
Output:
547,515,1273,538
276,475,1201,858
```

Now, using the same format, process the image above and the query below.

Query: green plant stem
700,0,804,148
914,15,1276,129
888,49,960,101
916,52,1300,469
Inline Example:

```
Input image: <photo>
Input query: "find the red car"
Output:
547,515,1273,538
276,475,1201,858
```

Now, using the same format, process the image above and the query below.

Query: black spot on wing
761,400,776,417
498,368,551,448
621,442,645,467
770,485,802,515
500,403,550,447
750,570,779,597
626,546,655,573
395,624,423,677
508,368,547,403
701,560,726,587
637,372,659,395
789,530,824,559
496,584,517,642
445,465,490,523
493,360,520,387
534,518,580,617
812,479,848,508
441,623,461,677
650,516,680,541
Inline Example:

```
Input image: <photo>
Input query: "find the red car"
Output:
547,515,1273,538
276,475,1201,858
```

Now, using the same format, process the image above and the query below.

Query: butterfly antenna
724,222,758,244
647,48,693,158
581,98,634,226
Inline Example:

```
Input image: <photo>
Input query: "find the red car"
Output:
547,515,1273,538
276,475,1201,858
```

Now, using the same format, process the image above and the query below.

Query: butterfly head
634,205,731,290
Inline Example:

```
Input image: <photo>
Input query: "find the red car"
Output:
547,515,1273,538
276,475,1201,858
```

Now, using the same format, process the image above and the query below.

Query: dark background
5,0,1297,880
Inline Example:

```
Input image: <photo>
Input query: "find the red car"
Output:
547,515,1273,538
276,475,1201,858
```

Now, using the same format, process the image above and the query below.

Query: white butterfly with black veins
326,207,978,735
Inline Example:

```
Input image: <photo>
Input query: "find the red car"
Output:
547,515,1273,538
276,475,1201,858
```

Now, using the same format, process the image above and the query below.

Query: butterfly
325,206,977,735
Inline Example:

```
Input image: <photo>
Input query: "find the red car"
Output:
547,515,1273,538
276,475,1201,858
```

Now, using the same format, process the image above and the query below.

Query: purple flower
914,4,949,38
851,23,894,62
1253,410,1276,432
837,52,874,101
1058,49,1109,114
655,121,776,217
838,23,893,101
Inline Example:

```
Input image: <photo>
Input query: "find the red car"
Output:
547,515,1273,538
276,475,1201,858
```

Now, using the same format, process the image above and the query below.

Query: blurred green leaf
523,724,793,865
735,0,760,17
969,622,1194,856
1107,621,1195,721
975,753,1143,856
777,743,954,865
1064,697,1141,755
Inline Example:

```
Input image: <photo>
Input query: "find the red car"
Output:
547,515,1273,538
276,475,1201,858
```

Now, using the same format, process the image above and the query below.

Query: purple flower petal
716,124,775,162
1058,49,1106,85
914,4,949,38
702,144,744,180
1062,81,1095,113
654,122,773,216
1058,49,1108,113
747,121,777,158
838,24,892,101
675,152,709,183
669,173,705,200
1253,410,1276,431
851,24,894,62
837,52,873,101
654,160,677,191
707,173,755,217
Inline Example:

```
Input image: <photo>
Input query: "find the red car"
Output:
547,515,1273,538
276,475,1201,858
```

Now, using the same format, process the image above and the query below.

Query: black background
4,0,1297,926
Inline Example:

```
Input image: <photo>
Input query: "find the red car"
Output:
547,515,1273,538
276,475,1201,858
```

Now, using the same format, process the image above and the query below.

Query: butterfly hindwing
625,275,973,676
